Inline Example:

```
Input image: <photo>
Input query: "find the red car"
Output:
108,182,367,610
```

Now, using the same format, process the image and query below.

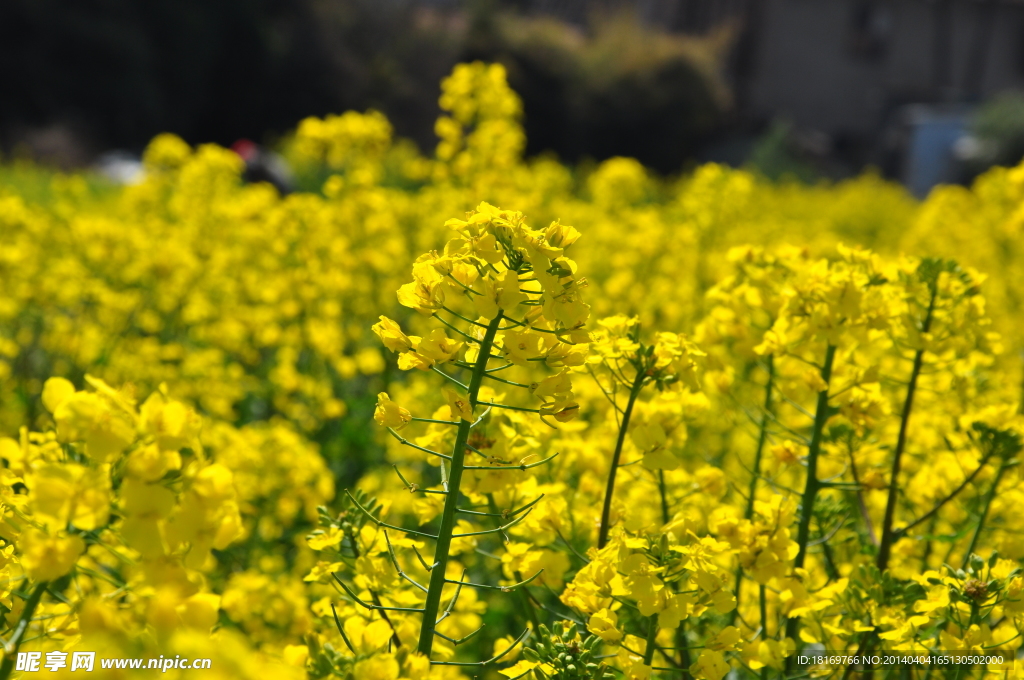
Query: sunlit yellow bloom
587,608,623,643
444,387,474,421
54,392,135,463
20,529,84,580
690,649,730,680
29,462,110,530
374,392,412,430
372,316,415,353
41,377,76,414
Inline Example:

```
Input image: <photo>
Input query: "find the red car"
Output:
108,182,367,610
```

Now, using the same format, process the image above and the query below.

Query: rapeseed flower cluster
1,61,1023,680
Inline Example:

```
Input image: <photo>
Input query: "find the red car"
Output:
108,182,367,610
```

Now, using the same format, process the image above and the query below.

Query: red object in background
229,138,294,194
231,138,258,163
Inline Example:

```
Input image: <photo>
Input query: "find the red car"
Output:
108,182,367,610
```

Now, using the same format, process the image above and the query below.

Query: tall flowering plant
330,202,590,671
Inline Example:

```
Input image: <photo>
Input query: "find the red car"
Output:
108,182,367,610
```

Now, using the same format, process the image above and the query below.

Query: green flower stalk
590,319,705,549
784,342,835,648
417,312,503,654
0,581,48,680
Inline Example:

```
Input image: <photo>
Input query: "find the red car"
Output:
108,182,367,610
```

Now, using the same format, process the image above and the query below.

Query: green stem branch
643,614,659,668
417,313,504,657
877,287,937,571
658,470,670,525
793,344,835,570
961,457,1009,569
784,342,836,648
732,356,774,626
0,581,49,680
597,370,646,549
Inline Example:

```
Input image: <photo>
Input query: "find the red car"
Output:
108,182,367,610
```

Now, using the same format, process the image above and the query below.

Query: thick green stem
919,516,939,572
658,470,670,525
664,550,692,669
732,357,775,626
746,357,776,522
0,581,49,680
855,288,936,680
597,372,646,549
784,343,836,647
961,457,1009,569
417,313,503,657
792,344,836,570
877,288,937,571
643,614,659,667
